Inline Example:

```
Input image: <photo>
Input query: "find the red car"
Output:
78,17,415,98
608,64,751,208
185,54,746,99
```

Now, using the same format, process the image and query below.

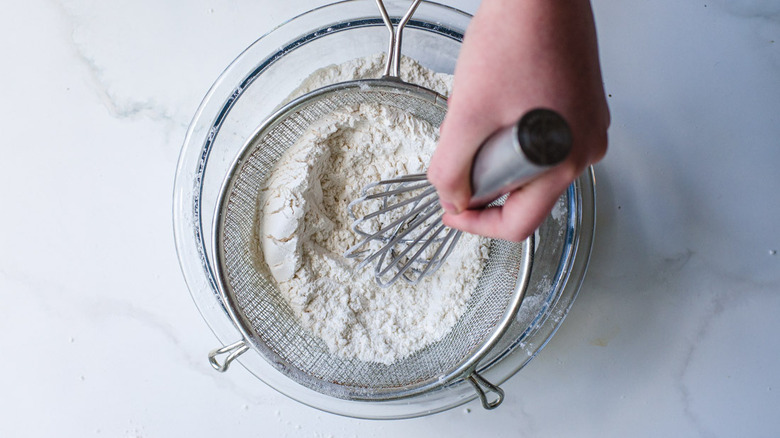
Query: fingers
441,163,577,241
426,99,497,215
426,6,520,215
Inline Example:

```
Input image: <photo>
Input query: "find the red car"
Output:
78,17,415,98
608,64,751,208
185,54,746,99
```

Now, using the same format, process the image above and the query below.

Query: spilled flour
258,55,489,364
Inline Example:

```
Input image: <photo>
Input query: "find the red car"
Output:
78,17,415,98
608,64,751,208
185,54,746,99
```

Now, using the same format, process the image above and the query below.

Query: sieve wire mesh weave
215,81,530,400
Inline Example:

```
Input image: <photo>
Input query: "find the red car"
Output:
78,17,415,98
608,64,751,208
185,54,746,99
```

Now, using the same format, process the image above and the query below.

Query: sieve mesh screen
215,81,531,400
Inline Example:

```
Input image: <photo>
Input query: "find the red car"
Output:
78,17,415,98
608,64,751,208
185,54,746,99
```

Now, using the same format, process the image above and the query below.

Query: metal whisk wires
344,173,462,286
345,108,573,287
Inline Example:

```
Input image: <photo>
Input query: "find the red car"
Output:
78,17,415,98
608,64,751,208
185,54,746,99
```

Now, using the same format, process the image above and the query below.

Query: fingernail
440,200,459,214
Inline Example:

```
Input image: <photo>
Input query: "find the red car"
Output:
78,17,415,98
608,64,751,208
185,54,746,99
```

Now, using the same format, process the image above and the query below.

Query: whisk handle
468,108,572,209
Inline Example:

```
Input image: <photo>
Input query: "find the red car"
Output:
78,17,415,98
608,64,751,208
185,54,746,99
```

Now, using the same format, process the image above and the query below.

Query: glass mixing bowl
173,0,596,419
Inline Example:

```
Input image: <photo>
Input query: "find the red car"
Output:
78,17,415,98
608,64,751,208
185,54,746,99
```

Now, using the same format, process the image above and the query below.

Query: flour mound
258,56,489,364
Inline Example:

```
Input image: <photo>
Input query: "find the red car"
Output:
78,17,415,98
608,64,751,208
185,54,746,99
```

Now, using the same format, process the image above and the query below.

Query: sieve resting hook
208,340,249,372
468,371,505,410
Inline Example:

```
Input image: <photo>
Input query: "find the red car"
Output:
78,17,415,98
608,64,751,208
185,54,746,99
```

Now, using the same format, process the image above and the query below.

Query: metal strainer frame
206,0,535,409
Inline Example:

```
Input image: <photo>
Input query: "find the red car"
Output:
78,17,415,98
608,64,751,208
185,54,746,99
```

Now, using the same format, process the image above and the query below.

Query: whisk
345,108,572,286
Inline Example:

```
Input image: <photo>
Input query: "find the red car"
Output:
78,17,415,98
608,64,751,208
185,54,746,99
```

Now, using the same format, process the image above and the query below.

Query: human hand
426,0,610,241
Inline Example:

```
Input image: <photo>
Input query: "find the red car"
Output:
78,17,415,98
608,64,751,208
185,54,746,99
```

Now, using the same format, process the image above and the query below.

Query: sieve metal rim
209,78,535,401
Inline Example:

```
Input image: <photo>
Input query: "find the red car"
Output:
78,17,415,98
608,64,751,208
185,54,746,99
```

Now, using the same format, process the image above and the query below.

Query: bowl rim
172,0,596,419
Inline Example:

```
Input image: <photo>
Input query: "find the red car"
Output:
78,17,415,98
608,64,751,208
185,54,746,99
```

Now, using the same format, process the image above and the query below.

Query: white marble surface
1,0,778,436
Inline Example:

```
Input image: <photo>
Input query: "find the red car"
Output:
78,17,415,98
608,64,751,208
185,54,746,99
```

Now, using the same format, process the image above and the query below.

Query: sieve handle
375,0,422,78
208,340,249,372
468,108,572,209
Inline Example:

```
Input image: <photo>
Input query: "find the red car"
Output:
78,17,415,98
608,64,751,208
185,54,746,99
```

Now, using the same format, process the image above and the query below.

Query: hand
426,0,610,241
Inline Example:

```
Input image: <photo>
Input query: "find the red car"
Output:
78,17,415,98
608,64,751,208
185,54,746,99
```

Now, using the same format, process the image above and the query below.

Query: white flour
259,55,489,364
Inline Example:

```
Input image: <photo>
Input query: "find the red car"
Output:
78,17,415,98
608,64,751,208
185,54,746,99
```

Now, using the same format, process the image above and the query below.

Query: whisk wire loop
378,223,454,286
349,184,436,230
353,198,442,270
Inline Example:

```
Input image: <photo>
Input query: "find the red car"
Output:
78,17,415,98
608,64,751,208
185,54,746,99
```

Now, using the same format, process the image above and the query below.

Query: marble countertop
1,0,778,436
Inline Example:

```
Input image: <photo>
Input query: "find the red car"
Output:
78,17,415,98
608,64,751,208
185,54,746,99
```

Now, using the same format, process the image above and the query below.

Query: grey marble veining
0,0,778,436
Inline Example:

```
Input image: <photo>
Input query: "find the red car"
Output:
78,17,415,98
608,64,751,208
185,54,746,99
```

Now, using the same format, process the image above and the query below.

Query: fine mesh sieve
207,0,535,408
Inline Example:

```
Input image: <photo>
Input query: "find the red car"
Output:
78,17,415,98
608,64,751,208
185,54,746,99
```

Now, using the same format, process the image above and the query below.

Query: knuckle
590,127,609,161
505,227,532,243
581,122,609,164
557,160,582,183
